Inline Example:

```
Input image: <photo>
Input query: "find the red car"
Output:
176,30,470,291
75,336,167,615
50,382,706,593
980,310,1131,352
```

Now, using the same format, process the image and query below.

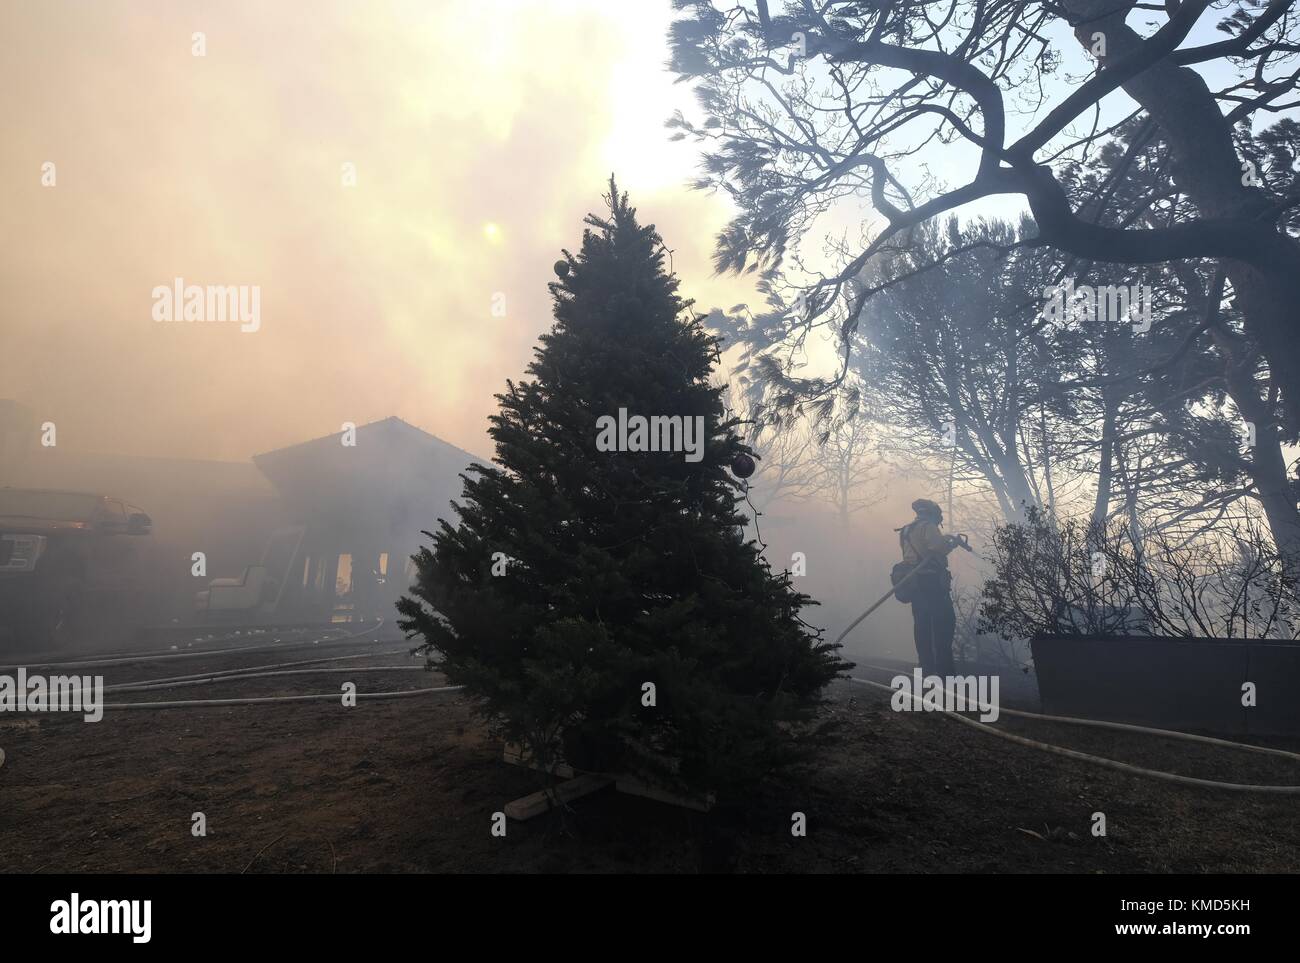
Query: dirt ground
2,633,1299,874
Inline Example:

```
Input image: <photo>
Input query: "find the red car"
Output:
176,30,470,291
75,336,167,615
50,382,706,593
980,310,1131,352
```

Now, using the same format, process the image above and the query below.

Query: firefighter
898,498,964,677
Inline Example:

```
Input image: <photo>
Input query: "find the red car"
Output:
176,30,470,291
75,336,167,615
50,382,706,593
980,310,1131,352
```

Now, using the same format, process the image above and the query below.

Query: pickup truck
0,488,152,650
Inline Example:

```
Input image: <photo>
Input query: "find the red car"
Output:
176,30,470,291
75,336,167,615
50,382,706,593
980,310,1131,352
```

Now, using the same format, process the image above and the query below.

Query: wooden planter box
1030,634,1300,737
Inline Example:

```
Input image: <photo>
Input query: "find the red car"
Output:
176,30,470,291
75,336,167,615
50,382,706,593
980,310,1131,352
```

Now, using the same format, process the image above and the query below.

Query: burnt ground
1,635,1299,874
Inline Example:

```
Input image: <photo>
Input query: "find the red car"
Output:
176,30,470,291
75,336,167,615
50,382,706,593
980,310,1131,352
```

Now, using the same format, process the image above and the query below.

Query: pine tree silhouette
398,179,847,800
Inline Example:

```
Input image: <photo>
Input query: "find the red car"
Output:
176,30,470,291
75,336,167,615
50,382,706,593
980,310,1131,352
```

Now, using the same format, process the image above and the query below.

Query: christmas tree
397,179,847,801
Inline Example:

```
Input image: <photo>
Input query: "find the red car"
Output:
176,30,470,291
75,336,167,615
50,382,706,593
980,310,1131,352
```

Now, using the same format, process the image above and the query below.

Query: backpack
891,523,923,604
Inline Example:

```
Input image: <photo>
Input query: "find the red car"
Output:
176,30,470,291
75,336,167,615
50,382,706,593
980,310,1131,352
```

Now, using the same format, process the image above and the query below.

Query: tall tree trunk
1215,340,1300,559
1092,388,1117,531
1066,1,1300,435
1181,262,1300,557
1251,432,1300,560
1039,403,1057,511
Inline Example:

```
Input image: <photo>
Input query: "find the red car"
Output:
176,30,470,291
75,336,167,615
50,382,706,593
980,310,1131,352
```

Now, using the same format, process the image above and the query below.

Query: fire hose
833,534,971,647
848,674,1300,794
0,619,387,673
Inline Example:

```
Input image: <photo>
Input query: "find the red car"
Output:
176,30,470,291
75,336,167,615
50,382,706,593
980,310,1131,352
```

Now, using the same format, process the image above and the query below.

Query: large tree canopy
669,0,1300,435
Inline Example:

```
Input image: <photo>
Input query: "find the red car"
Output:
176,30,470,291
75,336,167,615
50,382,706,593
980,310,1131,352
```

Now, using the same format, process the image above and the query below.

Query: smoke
0,0,749,463
0,1,972,664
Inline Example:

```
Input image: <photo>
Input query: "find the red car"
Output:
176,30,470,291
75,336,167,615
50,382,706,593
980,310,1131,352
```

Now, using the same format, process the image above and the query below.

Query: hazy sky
1,0,759,462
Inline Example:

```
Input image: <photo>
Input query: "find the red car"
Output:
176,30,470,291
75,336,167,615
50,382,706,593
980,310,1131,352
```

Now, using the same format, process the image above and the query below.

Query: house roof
252,417,485,541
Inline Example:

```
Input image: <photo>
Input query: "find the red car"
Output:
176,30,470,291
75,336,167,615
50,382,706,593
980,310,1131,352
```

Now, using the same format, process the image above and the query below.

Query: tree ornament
731,452,756,478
